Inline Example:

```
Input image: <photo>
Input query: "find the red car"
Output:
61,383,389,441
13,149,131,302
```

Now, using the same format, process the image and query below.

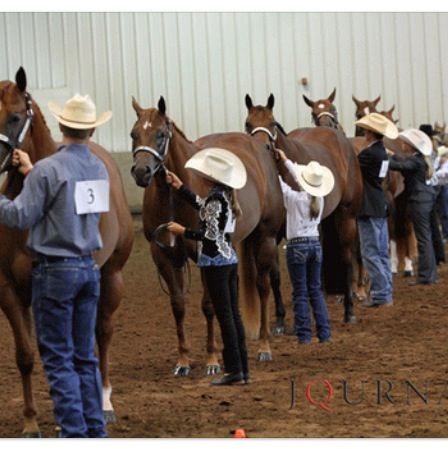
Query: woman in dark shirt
389,128,437,285
166,148,249,386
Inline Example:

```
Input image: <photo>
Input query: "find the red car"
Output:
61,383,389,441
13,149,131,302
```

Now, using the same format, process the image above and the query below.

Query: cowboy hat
293,161,335,197
419,124,436,137
399,128,433,156
354,112,399,139
48,94,112,129
438,146,448,158
185,148,247,189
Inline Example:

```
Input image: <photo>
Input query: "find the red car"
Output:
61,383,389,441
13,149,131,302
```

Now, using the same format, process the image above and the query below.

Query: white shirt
279,160,324,239
435,159,448,186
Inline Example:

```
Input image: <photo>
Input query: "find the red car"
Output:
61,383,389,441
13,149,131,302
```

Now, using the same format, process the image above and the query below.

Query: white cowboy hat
398,128,433,156
185,147,247,189
354,112,399,139
48,94,112,129
293,161,335,197
438,146,448,157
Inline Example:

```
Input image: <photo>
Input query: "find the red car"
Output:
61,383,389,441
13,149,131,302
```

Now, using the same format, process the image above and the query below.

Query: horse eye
8,114,21,124
245,121,253,131
130,129,138,140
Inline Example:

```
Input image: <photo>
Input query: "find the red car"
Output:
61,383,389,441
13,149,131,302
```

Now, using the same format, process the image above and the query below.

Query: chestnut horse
352,95,381,136
245,94,362,324
0,68,134,436
130,96,284,372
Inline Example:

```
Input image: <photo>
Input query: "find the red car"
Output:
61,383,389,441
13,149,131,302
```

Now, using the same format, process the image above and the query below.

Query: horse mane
31,99,52,135
275,122,288,136
171,120,193,144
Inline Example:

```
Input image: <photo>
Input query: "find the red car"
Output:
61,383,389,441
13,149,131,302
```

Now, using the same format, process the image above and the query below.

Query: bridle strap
250,126,277,142
316,111,336,120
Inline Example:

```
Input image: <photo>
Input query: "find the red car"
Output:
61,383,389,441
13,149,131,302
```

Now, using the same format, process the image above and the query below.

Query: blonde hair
231,189,243,219
310,195,321,220
424,156,434,181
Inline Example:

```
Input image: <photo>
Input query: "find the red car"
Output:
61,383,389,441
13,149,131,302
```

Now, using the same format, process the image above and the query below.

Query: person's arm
388,154,419,173
166,169,204,210
357,148,372,169
274,149,302,193
0,163,48,229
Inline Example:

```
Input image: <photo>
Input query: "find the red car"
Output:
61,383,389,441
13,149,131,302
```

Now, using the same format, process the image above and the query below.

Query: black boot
211,372,243,386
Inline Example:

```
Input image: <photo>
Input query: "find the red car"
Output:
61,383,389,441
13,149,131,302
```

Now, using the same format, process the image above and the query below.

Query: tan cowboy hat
354,112,399,139
48,94,112,129
438,146,448,157
293,161,335,197
399,128,433,156
185,148,247,189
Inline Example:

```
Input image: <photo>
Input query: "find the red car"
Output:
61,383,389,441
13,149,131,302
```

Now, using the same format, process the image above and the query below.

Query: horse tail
238,238,260,340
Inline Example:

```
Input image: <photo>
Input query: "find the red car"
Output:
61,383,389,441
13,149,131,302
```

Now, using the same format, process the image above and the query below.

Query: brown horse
130,96,284,371
245,94,363,323
0,68,134,436
379,105,399,125
302,88,344,133
352,94,381,136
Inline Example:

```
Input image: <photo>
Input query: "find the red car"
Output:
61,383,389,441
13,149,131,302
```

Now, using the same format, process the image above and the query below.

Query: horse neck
277,130,303,162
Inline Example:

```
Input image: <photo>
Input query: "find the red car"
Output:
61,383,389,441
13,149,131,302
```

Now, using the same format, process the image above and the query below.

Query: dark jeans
410,200,438,283
431,188,446,263
286,239,331,343
438,185,448,239
32,255,106,438
202,264,248,376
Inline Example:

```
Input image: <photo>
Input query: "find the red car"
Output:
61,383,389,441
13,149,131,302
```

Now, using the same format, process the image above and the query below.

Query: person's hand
273,148,287,162
386,148,394,156
165,170,183,189
12,149,33,175
166,221,185,235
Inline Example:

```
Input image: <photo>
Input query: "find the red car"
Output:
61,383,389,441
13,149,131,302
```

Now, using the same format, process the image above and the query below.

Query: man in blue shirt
0,94,111,437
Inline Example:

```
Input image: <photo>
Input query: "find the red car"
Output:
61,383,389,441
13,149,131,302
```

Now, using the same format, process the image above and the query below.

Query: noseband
314,111,338,129
250,127,278,152
0,91,33,173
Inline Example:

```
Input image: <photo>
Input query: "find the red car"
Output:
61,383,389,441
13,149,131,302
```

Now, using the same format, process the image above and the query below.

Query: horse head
379,105,399,125
0,67,34,174
352,94,381,119
302,88,339,129
130,96,173,188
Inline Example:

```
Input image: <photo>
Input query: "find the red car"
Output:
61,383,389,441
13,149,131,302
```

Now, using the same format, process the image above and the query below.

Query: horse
302,88,344,133
379,105,399,125
0,67,134,436
352,94,381,136
244,94,363,324
130,96,284,371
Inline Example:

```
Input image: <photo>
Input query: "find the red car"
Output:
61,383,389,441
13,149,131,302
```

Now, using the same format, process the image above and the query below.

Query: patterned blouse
179,184,238,267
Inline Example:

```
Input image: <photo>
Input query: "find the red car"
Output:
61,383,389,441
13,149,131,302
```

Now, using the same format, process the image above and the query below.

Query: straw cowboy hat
398,128,433,156
354,112,399,139
185,148,247,189
293,161,335,197
48,94,112,129
438,146,448,158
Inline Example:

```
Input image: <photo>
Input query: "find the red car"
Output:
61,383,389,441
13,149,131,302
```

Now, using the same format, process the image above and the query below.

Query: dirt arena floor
1,218,448,438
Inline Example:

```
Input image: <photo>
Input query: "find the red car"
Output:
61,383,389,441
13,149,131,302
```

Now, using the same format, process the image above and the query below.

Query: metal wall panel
0,12,447,152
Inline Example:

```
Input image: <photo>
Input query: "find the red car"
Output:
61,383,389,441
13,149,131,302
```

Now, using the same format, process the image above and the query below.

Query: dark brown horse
245,94,363,323
130,96,284,372
302,88,344,132
352,94,381,136
0,68,134,436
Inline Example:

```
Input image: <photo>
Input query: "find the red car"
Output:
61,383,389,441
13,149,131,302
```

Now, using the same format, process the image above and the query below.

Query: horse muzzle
130,164,153,188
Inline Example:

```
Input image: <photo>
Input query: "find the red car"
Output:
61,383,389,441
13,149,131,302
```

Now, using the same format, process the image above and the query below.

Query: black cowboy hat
419,124,437,137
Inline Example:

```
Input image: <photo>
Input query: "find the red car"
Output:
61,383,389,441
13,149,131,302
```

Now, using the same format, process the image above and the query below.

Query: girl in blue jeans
275,149,335,344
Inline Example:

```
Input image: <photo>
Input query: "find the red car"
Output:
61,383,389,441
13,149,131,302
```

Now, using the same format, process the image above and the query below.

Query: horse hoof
104,410,117,424
173,365,191,376
344,314,357,324
22,432,42,438
272,325,286,336
404,271,413,277
206,364,221,376
257,352,273,362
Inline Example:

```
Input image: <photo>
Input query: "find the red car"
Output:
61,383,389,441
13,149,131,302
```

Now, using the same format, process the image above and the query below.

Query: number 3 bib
74,180,110,215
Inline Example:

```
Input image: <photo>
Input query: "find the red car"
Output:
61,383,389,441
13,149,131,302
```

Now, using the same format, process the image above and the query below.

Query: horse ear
158,96,166,116
266,93,275,110
328,88,336,103
131,96,143,116
245,94,253,110
394,118,400,124
15,66,27,92
373,95,381,107
389,104,395,114
352,95,360,106
302,94,314,108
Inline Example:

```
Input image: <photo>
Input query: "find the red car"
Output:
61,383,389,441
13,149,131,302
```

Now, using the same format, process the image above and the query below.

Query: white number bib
379,160,389,178
74,180,110,215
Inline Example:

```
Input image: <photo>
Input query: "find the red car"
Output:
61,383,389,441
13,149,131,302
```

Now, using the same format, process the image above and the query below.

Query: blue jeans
32,255,106,438
358,217,393,304
286,240,331,343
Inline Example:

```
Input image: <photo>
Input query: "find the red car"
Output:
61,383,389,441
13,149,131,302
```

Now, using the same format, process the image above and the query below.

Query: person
419,124,445,264
389,128,438,285
274,149,333,344
354,113,397,307
0,94,112,437
165,148,249,386
434,146,448,239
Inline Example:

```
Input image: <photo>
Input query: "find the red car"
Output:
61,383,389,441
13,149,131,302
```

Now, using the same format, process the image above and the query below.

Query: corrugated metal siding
0,12,447,152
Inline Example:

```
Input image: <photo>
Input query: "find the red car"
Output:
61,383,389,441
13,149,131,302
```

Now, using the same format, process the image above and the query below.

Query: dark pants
202,264,248,376
32,255,106,438
431,188,446,263
410,201,438,284
438,186,448,239
286,239,331,343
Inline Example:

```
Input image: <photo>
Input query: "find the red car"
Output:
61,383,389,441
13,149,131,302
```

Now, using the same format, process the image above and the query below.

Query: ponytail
231,189,243,219
424,155,434,181
309,195,321,219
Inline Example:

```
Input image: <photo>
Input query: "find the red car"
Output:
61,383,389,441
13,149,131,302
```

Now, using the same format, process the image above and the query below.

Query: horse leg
96,259,125,424
271,250,286,336
352,239,368,302
253,231,277,362
0,284,40,437
200,270,220,375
